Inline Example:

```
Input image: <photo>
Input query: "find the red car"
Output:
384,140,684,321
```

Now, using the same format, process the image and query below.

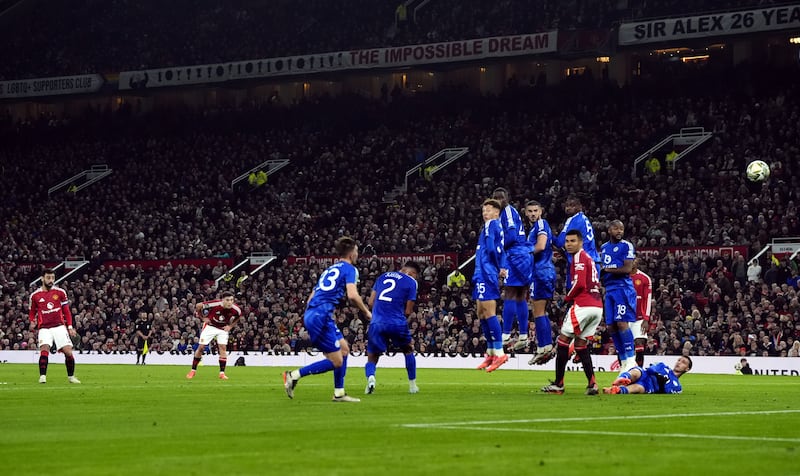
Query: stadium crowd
1,63,799,360
0,0,780,80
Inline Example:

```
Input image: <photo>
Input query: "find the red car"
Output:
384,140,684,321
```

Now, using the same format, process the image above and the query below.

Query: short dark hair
482,198,502,211
684,356,693,370
492,187,509,200
221,291,235,299
566,229,583,240
609,219,624,228
525,200,541,208
41,268,55,277
335,236,357,257
565,196,582,208
403,261,421,274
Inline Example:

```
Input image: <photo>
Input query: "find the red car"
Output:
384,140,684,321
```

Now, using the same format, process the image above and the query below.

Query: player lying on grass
603,356,692,394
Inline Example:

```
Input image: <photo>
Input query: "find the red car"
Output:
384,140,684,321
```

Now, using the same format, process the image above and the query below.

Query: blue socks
299,358,335,377
534,315,552,347
619,328,635,362
502,303,516,335
486,316,503,352
365,361,377,379
480,318,493,349
516,300,529,335
333,355,348,389
405,353,416,380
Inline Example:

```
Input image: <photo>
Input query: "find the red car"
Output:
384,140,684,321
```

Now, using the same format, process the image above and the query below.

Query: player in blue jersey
524,200,559,365
603,356,692,394
473,198,510,373
600,220,638,371
364,261,421,395
282,236,372,403
492,188,534,351
554,196,600,283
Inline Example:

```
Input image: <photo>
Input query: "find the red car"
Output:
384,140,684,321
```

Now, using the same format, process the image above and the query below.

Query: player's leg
53,326,80,383
475,290,496,369
574,307,602,395
483,298,508,372
37,328,52,383
217,340,229,380
284,316,340,397
603,383,646,394
612,366,643,386
402,344,419,394
188,324,211,378
332,338,358,402
630,319,647,367
135,338,142,364
542,334,571,394
365,323,384,393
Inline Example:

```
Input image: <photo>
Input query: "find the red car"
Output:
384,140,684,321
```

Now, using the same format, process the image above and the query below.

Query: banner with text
619,4,800,45
1,351,797,376
0,74,104,99
638,246,748,260
286,253,458,268
118,32,557,90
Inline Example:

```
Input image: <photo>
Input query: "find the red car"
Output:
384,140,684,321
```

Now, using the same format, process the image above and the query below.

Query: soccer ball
746,160,770,182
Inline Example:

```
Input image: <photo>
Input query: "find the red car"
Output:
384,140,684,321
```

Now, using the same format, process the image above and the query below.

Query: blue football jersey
475,219,507,279
371,271,417,326
500,204,531,254
555,212,600,262
600,239,636,290
529,218,555,273
644,362,683,394
308,261,358,315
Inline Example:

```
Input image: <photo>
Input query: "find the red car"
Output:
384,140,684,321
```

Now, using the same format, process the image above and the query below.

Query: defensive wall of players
1,351,798,376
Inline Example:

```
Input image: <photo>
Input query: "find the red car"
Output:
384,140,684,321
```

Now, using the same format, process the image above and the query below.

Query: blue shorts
472,275,501,301
504,251,533,287
367,320,412,354
604,286,637,325
304,309,343,353
530,271,556,300
635,369,659,394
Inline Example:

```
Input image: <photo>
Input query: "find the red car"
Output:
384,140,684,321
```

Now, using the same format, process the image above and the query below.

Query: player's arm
533,233,548,254
62,297,76,336
492,223,509,278
642,276,653,321
368,290,376,309
195,302,209,324
564,257,586,301
553,217,572,249
404,300,415,317
346,283,372,320
28,296,38,328
604,258,634,275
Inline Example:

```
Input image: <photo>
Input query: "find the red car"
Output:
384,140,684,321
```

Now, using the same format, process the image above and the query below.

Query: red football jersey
202,300,242,328
566,249,602,307
631,270,653,321
29,286,73,329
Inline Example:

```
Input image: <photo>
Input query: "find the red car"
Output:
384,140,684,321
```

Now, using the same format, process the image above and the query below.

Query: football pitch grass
1,364,798,476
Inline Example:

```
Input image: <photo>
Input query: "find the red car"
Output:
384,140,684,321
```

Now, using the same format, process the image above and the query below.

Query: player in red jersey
541,230,603,395
28,268,80,384
186,291,242,380
630,258,653,367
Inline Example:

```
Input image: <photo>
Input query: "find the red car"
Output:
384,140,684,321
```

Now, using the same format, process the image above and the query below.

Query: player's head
674,355,692,377
401,261,421,280
335,236,359,263
220,290,235,308
565,229,583,254
41,268,56,290
491,187,509,207
482,199,502,222
608,219,625,241
524,200,543,223
564,196,582,215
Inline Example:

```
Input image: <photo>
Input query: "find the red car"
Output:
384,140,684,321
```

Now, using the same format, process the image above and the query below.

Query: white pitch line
402,409,800,428
418,426,800,443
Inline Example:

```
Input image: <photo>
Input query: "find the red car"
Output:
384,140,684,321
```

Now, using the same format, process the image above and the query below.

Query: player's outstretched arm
347,283,372,320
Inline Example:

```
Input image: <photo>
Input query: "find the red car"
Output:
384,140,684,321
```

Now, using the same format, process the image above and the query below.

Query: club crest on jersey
613,246,619,252
635,279,641,285
53,294,59,300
